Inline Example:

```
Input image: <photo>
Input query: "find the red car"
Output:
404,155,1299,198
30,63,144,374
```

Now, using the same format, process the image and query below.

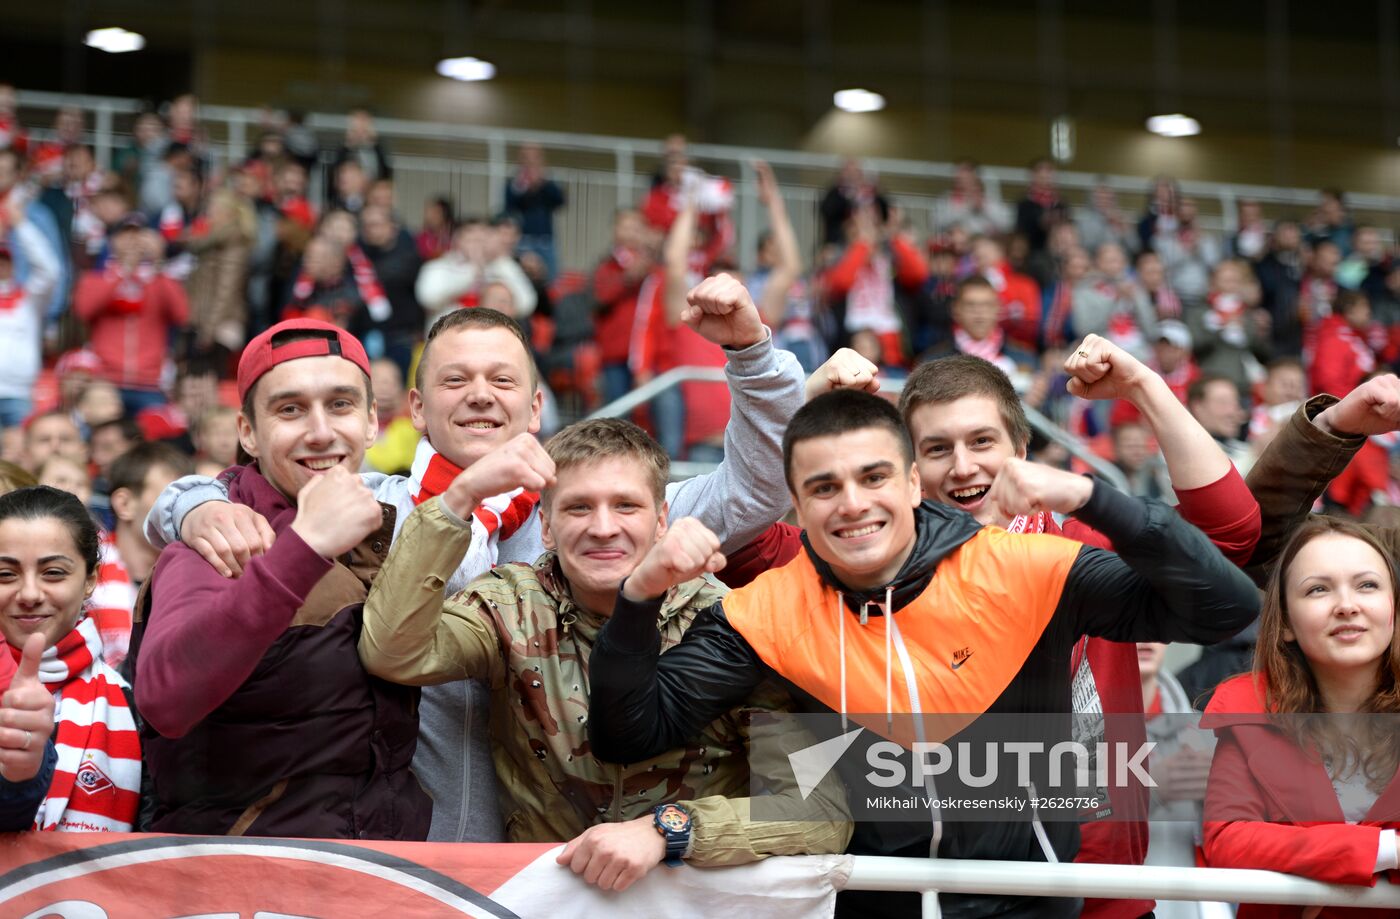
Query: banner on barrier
0,832,849,919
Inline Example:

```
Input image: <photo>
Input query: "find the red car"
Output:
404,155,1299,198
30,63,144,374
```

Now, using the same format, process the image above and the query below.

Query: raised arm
661,275,807,552
1063,333,1261,563
987,459,1258,646
752,160,802,327
360,436,554,686
359,497,505,687
137,468,384,737
589,519,768,763
1245,376,1400,584
661,196,698,325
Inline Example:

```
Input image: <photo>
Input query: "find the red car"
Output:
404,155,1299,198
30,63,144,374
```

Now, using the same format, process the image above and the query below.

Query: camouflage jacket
359,497,850,865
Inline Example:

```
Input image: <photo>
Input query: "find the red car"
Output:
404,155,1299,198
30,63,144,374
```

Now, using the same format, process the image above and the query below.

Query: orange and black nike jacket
589,482,1259,919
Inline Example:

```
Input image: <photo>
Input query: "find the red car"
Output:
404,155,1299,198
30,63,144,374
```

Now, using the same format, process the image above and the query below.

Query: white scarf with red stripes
407,438,539,572
19,615,141,832
89,532,137,670
1005,511,1049,535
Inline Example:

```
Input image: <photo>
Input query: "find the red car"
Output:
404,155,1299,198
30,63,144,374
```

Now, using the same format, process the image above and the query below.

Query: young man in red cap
131,318,431,839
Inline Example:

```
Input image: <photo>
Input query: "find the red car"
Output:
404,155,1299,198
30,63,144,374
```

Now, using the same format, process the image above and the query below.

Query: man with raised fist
587,389,1259,919
0,634,58,830
146,287,812,842
132,318,430,839
894,338,1261,919
359,418,848,890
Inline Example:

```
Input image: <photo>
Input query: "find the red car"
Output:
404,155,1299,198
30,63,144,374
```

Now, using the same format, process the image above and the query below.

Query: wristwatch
652,802,692,867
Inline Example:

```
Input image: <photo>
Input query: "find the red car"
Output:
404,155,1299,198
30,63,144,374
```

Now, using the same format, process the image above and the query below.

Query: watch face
656,804,689,832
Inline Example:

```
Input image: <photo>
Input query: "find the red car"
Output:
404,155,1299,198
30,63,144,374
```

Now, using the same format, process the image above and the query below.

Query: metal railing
16,89,1400,276
586,366,1131,494
844,856,1400,919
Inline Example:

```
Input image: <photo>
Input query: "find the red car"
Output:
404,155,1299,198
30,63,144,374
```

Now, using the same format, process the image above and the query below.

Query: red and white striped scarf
88,532,137,670
407,438,539,570
953,325,1017,377
1004,511,1050,535
1043,281,1074,348
14,616,141,832
1152,282,1182,320
292,244,390,318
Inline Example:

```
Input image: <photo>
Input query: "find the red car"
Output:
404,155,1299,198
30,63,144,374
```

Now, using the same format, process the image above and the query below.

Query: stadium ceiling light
84,27,146,54
833,89,885,114
1146,113,1201,138
436,56,496,82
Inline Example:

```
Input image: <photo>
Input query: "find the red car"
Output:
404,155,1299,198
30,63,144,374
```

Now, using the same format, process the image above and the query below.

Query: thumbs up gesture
0,634,55,783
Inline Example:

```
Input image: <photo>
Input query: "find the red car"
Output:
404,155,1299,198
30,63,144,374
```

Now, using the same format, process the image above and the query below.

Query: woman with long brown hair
1201,516,1400,917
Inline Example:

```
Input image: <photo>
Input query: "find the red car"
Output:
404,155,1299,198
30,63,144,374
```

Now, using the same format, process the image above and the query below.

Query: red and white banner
0,833,849,918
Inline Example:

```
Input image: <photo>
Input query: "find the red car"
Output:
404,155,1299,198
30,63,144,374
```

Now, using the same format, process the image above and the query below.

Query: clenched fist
1313,373,1400,438
1063,334,1152,402
291,466,384,559
985,457,1094,521
682,273,766,350
442,433,556,519
806,348,880,402
622,517,726,602
0,634,55,783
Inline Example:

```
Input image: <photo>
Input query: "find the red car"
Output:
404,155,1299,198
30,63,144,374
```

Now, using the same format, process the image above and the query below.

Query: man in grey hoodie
145,280,818,842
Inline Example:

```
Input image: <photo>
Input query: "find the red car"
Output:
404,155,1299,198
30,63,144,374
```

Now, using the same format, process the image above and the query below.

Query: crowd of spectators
2,81,1400,917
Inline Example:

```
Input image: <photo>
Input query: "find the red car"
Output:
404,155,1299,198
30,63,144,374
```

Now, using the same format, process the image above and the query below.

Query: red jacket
73,267,189,390
1310,315,1376,400
592,251,646,366
1201,674,1400,918
719,467,1261,919
823,237,930,300
985,262,1042,354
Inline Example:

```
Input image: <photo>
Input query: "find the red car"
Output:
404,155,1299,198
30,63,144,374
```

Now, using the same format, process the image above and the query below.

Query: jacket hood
1200,672,1274,729
801,500,982,616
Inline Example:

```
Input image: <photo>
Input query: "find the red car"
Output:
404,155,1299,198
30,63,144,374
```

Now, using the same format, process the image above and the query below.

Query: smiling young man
585,389,1260,918
145,283,814,842
897,341,1260,919
132,319,431,838
358,418,848,890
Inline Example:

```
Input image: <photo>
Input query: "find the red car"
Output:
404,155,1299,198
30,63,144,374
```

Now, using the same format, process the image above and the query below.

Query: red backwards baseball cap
237,319,371,403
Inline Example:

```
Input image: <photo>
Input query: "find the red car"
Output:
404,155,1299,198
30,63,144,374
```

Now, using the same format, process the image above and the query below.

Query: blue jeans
687,442,724,464
601,363,633,407
0,396,32,429
517,235,558,282
120,388,169,418
651,386,685,460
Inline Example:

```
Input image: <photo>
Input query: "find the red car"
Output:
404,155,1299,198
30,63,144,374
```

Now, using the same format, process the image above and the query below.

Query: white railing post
487,133,508,216
738,158,758,274
616,144,635,210
93,104,114,172
228,110,248,164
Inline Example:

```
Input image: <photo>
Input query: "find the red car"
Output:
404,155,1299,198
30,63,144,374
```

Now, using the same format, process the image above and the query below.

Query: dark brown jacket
1245,395,1369,586
132,465,431,840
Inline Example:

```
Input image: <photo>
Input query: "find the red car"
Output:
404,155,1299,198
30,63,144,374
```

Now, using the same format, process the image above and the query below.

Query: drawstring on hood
815,503,980,734
815,503,982,896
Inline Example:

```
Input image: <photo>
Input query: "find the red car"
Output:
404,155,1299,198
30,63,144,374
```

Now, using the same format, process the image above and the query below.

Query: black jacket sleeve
1060,479,1260,644
588,589,768,764
0,737,55,831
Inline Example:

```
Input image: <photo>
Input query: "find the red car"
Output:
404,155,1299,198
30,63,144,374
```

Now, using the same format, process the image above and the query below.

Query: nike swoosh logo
951,653,974,670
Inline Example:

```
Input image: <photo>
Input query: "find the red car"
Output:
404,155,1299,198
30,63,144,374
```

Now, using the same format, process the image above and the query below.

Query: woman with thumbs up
0,631,55,830
0,486,140,831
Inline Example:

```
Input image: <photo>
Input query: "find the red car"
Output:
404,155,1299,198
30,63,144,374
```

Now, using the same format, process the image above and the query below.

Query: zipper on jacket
455,682,473,842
